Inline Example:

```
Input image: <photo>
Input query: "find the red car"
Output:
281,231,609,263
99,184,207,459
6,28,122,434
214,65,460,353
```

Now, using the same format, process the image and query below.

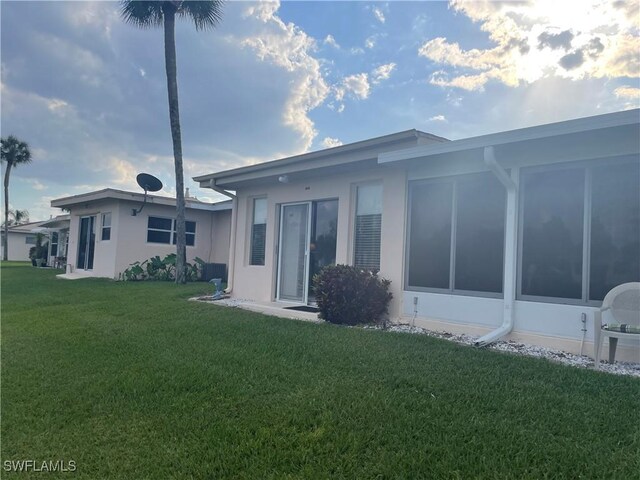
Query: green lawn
2,262,639,479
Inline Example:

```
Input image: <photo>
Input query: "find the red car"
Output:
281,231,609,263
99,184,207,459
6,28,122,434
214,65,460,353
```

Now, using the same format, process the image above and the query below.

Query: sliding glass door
77,216,96,270
276,200,338,304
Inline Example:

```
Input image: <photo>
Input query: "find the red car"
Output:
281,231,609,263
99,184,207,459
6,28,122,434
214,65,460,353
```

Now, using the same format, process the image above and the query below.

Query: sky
1,0,639,222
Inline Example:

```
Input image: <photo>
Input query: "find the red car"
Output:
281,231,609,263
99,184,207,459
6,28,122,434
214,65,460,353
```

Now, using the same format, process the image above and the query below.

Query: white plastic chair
594,282,640,368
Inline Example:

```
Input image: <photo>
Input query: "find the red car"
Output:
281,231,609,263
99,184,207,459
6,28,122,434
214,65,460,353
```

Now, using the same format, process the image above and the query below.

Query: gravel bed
376,324,640,378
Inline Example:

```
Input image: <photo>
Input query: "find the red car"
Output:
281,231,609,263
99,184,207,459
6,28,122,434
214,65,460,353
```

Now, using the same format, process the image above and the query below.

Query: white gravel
373,323,640,378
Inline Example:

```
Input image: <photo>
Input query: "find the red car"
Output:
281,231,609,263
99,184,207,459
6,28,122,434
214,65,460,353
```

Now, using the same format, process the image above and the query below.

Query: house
194,109,640,361
51,188,232,279
2,220,50,261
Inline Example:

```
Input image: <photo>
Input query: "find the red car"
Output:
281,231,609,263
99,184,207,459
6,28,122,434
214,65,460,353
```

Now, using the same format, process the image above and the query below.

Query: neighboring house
51,188,232,279
2,220,49,261
35,214,71,266
194,109,640,361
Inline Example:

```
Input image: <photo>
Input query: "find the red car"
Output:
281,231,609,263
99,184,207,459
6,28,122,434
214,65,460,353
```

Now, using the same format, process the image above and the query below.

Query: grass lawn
2,262,639,479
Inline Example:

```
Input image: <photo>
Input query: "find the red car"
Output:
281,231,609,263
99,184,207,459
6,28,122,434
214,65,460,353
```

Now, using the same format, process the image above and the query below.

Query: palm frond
120,1,164,28
179,1,224,31
1,135,32,166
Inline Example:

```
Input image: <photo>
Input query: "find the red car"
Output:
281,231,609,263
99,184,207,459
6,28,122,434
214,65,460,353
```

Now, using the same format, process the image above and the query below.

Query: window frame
249,197,267,266
353,181,383,271
101,212,112,241
516,156,640,306
146,215,196,247
404,172,507,299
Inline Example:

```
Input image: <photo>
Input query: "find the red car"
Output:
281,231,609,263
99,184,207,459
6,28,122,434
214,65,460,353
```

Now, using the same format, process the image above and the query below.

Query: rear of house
51,189,232,279
195,109,640,361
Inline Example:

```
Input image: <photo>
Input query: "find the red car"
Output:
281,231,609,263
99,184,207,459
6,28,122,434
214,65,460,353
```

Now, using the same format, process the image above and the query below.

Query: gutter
476,146,519,347
207,179,237,294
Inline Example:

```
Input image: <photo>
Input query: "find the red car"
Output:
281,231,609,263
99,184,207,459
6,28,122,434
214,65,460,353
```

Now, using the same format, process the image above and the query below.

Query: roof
51,188,233,212
6,220,50,234
194,129,448,190
379,109,640,166
38,214,71,229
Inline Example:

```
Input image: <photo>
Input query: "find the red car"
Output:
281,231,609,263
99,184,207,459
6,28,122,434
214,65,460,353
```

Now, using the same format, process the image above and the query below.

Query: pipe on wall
207,180,237,294
476,146,519,347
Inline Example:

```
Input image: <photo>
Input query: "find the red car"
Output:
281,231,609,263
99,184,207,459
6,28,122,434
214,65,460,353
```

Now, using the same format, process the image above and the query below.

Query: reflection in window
455,174,505,293
408,181,453,289
521,168,585,299
589,162,640,301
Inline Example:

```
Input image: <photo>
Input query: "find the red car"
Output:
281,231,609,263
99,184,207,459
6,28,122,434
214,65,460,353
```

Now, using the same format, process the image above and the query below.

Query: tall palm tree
120,0,223,284
5,209,30,226
1,135,32,261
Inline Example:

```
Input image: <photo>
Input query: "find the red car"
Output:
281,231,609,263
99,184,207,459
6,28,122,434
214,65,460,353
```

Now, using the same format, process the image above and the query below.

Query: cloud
365,36,376,49
429,115,447,122
323,34,340,49
350,47,365,55
372,63,396,84
559,50,585,70
419,1,640,91
335,73,370,101
239,2,330,152
538,30,574,51
373,7,385,24
321,137,343,148
614,86,640,99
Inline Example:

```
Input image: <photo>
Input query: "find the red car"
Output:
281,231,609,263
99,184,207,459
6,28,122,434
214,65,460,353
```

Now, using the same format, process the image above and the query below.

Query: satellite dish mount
132,173,163,216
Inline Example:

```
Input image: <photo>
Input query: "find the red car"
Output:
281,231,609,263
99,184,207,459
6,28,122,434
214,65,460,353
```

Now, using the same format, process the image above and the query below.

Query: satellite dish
136,173,163,192
132,173,163,216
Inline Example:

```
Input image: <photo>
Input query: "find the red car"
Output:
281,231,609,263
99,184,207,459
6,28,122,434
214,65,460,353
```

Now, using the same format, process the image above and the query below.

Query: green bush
313,264,392,326
120,254,204,282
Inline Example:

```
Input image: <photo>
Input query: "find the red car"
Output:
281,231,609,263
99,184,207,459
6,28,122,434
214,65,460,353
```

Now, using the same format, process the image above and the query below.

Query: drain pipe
208,179,237,294
476,146,519,347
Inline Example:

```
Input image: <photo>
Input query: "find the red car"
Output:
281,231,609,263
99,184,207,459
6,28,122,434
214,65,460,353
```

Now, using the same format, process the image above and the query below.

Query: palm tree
4,209,30,226
120,1,223,284
1,135,32,261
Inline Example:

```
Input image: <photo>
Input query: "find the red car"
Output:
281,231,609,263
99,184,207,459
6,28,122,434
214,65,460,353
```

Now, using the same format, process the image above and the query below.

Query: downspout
476,146,519,347
207,179,237,294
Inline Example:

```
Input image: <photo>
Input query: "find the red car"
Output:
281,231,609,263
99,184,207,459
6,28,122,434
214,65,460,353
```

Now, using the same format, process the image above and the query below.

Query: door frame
276,202,312,304
77,215,96,271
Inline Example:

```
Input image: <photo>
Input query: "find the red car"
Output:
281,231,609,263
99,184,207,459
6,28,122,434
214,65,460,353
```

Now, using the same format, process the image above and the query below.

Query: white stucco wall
230,166,407,309
3,231,36,261
64,199,231,279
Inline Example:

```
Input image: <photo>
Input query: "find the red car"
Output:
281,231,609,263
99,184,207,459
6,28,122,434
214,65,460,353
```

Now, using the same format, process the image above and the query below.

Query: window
407,172,506,294
101,213,111,241
25,235,37,245
250,198,267,265
50,232,59,257
147,217,196,246
354,183,382,271
519,158,640,302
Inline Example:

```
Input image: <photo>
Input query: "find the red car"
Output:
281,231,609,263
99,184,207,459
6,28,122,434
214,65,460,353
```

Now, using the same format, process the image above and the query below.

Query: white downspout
207,179,237,294
476,146,519,347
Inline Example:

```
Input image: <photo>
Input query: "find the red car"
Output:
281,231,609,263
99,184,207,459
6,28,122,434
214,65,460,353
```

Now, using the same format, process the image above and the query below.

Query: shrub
120,255,204,282
313,264,392,326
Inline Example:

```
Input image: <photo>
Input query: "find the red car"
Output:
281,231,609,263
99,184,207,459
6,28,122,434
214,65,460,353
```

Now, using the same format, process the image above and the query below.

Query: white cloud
335,73,370,101
429,115,447,122
420,1,640,91
614,86,640,100
321,137,343,148
350,47,365,55
323,34,340,49
372,63,396,84
365,36,376,49
239,1,330,152
373,7,385,24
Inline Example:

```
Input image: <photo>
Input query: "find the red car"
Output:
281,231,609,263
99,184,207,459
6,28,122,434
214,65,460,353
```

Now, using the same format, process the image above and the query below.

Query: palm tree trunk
3,163,12,261
163,6,187,284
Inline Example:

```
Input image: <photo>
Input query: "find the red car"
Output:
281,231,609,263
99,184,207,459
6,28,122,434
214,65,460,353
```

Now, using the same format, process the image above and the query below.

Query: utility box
202,263,227,282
